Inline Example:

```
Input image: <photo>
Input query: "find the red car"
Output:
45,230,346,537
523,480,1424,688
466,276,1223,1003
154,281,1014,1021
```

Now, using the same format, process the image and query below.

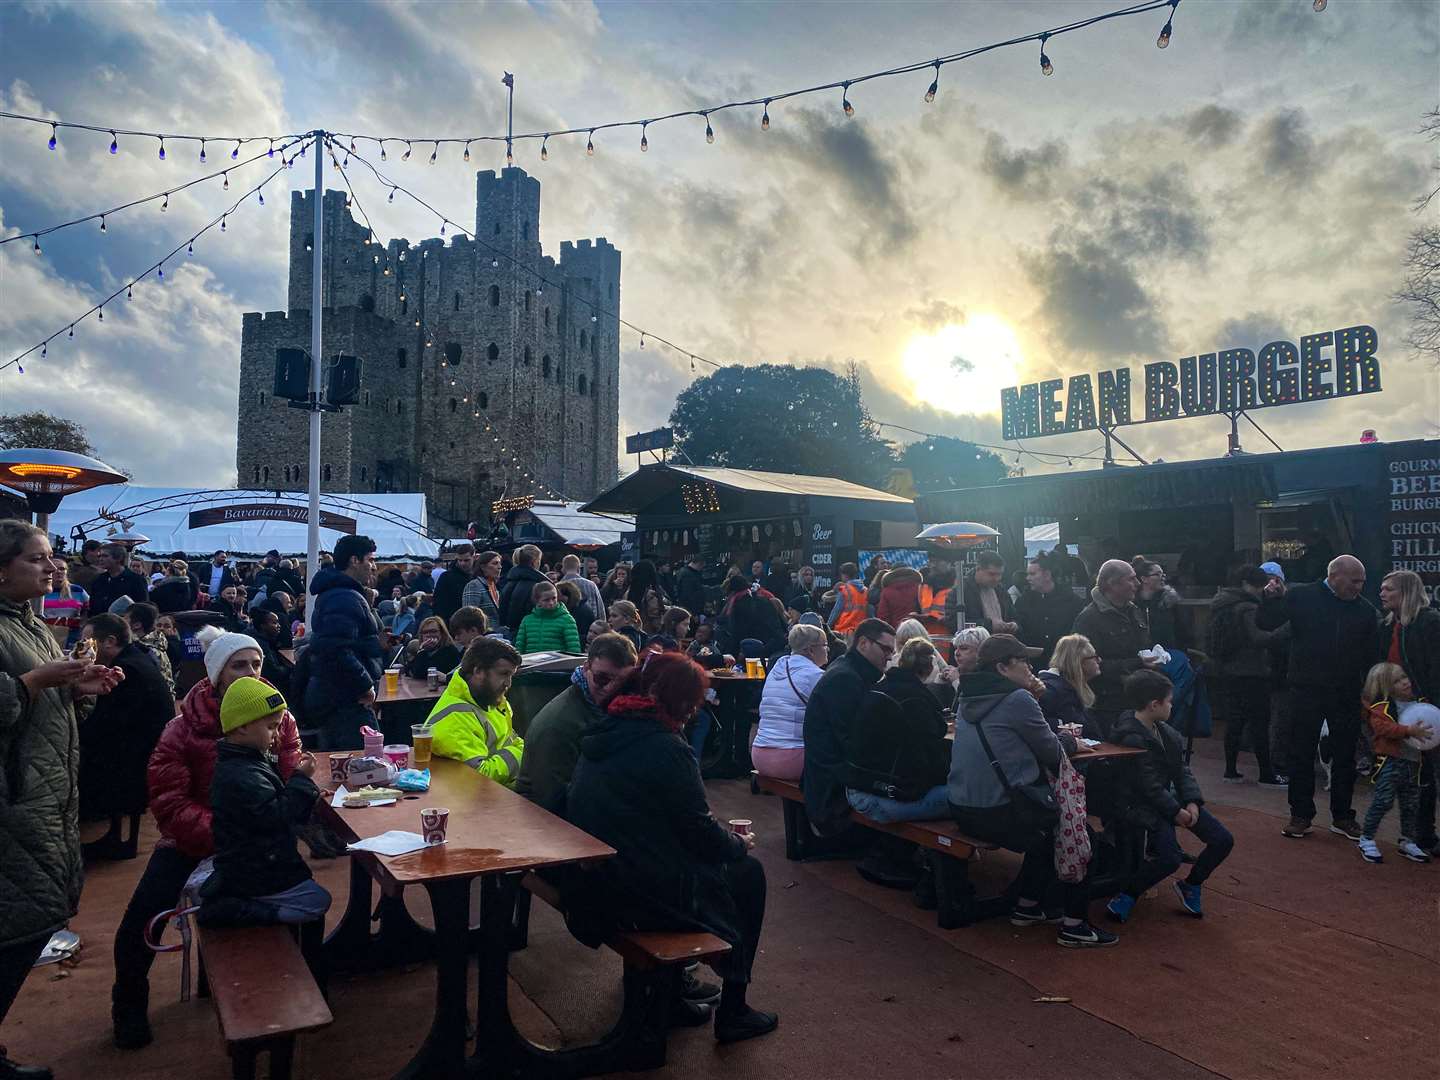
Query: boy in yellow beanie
197,677,331,927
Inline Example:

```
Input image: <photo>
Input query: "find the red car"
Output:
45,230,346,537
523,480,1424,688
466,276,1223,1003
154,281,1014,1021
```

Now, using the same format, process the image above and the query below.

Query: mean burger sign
1001,324,1381,440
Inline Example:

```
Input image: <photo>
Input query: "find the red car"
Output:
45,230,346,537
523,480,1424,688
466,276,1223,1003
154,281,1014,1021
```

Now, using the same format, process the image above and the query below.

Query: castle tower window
397,347,408,368
591,334,598,358
487,342,499,361
493,221,500,236
544,306,551,328
449,398,457,413
323,464,332,481
523,347,531,366
258,391,267,406
401,298,408,316
524,291,531,312
360,294,375,313
254,465,261,484
577,374,588,395
304,232,314,252
445,342,462,365
542,355,552,378
479,392,489,409
397,400,405,415
363,390,371,406
522,221,529,241
360,466,367,482
263,466,270,482
453,291,461,312
580,330,587,350
489,284,500,307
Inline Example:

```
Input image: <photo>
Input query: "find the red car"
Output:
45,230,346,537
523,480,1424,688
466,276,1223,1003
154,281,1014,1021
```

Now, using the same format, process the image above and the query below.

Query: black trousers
1418,753,1438,848
112,844,200,1007
1287,683,1362,823
0,935,49,1028
1222,676,1273,775
717,855,767,985
954,807,1089,921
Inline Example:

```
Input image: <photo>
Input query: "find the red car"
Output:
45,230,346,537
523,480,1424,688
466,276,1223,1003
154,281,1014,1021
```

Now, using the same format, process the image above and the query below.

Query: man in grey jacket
948,634,1115,949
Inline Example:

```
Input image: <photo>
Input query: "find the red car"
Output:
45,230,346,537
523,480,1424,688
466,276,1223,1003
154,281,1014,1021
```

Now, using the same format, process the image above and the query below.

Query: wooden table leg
394,878,472,1080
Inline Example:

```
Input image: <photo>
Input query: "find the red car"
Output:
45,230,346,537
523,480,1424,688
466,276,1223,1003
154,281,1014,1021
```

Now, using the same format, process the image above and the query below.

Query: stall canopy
505,501,634,548
582,464,912,515
46,486,440,558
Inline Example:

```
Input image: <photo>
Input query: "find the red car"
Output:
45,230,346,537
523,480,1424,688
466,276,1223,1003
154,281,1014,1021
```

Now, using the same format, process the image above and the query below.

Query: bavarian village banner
188,503,358,533
1001,324,1381,440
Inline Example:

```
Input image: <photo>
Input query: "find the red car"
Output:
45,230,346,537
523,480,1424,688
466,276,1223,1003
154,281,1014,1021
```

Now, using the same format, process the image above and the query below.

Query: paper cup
328,753,352,785
420,807,450,846
383,744,411,769
728,818,753,836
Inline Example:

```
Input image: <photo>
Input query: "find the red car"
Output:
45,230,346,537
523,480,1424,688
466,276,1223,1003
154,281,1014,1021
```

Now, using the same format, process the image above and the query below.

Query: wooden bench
519,871,731,1073
753,774,1007,930
195,924,332,1080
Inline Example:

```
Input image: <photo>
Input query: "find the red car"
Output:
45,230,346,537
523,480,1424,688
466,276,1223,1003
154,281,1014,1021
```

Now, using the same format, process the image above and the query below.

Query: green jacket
0,596,82,949
514,604,580,655
513,683,598,808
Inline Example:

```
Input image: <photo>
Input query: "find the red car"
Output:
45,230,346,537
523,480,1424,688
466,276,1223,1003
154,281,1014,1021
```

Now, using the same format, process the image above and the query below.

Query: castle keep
237,168,621,531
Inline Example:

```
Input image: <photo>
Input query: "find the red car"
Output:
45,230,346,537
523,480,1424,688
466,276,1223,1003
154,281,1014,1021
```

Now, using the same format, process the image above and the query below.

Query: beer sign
1001,325,1381,440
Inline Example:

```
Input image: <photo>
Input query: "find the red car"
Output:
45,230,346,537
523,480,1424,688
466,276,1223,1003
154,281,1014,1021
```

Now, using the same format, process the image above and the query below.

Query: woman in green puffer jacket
0,521,123,1078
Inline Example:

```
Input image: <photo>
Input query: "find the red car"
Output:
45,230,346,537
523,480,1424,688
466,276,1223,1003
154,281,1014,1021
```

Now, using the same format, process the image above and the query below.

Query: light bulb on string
540,136,549,161
157,136,166,160
31,235,40,255
925,61,940,102
126,284,133,300
1039,34,1053,75
842,81,854,117
47,123,57,150
199,139,207,163
349,137,357,153
109,131,118,154
1157,1,1176,48
223,171,230,190
220,214,227,232
157,263,164,281
17,365,23,374
389,186,396,203
1313,0,1326,9
440,221,446,236
761,99,771,130
99,215,106,233
505,139,513,167
267,138,274,158
231,140,240,160
41,343,46,357
491,257,499,268
298,142,305,158
68,324,74,338
703,113,714,144
380,141,388,161
464,140,472,162
402,140,412,161
161,193,169,211
257,189,264,206
97,306,103,322
586,130,595,156
187,240,194,256
429,142,438,165
639,334,645,349
591,313,598,323
640,123,649,152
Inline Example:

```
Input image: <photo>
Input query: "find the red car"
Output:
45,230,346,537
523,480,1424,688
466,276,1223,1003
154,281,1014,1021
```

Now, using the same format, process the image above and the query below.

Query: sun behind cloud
901,314,1024,416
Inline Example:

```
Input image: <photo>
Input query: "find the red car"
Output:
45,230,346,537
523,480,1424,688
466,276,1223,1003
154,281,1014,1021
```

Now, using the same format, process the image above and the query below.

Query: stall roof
582,464,911,514
522,501,634,545
45,486,439,558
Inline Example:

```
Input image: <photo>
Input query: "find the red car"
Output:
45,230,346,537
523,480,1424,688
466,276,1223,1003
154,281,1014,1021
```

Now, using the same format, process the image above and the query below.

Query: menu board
619,531,639,565
808,517,836,589
697,524,725,585
1387,448,1440,603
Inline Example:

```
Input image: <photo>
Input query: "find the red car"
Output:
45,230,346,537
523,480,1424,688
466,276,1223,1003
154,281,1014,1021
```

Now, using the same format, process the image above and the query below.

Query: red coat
876,568,923,629
146,678,302,858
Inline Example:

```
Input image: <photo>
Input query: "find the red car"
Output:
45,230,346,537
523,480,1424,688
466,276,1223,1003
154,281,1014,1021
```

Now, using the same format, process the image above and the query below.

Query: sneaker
715,1007,779,1044
1257,774,1288,787
0,1047,53,1080
681,964,721,1003
1057,922,1119,949
1397,839,1433,864
669,998,713,1028
1173,881,1203,917
1009,905,1060,927
1281,816,1312,838
1329,818,1363,841
1222,771,1245,784
1105,893,1137,923
1357,838,1383,863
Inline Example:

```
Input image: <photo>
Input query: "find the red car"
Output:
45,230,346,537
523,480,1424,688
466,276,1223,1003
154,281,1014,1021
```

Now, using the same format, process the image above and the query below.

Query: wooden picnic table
703,670,766,779
315,755,614,1080
376,673,444,707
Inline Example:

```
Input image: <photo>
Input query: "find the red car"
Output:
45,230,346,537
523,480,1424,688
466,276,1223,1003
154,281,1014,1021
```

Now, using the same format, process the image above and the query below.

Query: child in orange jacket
1358,662,1435,864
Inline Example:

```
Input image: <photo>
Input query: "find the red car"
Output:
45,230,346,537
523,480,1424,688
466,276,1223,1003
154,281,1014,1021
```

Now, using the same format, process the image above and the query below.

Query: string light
68,325,74,339
220,213,227,232
1313,0,1326,9
841,81,854,117
429,142,438,164
640,123,649,152
187,240,193,255
48,123,57,150
157,263,164,280
161,193,168,211
380,141,387,161
1157,0,1177,48
402,140,412,161
223,171,230,190
506,139,513,167
127,284,133,300
109,131,118,154
199,139,207,163
761,99,771,130
232,140,241,160
99,215,106,233
157,136,166,159
703,113,715,144
97,306,103,322
540,136,548,161
464,140,471,162
1039,33,1053,75
31,235,40,255
925,61,940,102
268,138,274,157
586,129,595,156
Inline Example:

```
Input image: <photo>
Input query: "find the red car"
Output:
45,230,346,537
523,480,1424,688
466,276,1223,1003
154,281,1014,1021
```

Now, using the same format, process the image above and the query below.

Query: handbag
971,716,1060,845
1051,754,1092,883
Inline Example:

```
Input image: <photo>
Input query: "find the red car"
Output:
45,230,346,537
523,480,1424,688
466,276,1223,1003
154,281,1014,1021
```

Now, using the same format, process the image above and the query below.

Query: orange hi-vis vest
833,580,867,634
918,585,952,637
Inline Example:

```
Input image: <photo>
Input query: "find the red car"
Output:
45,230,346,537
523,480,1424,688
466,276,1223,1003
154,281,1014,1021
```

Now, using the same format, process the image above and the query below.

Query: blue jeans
1126,807,1233,895
687,708,713,761
846,784,950,823
254,880,332,924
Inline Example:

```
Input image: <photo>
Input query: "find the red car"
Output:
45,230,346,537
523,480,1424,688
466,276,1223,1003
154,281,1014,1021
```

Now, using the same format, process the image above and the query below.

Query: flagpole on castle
307,128,325,583
503,72,514,164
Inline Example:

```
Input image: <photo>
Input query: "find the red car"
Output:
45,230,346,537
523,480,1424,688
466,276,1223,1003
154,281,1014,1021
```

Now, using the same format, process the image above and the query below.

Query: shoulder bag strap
784,659,809,704
970,714,1017,797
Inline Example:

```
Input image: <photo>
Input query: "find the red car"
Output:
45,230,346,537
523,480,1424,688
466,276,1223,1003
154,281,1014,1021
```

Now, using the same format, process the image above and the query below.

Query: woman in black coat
1378,570,1440,854
566,653,778,1043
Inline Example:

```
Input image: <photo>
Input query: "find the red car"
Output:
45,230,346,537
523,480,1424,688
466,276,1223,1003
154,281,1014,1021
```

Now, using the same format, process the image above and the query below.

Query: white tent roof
45,486,439,559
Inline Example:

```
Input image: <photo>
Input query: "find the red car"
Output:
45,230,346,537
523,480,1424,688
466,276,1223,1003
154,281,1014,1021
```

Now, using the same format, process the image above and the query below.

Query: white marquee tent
40,487,440,559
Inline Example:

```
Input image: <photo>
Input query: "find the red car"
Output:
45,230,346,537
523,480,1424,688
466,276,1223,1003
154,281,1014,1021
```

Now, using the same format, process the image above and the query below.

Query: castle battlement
237,168,620,529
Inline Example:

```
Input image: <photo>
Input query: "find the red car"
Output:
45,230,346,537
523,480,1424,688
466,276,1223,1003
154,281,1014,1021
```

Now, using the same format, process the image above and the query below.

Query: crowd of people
3,527,1437,1075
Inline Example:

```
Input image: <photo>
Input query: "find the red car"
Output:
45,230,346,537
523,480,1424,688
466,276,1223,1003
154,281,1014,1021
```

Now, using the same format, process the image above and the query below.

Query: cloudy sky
1,0,1437,488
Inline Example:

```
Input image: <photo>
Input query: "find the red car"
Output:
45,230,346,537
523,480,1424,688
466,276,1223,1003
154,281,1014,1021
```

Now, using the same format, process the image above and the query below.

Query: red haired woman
566,652,777,1043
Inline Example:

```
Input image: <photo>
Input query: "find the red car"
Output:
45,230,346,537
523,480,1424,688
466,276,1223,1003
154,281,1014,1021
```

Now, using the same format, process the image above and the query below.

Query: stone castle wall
237,168,621,530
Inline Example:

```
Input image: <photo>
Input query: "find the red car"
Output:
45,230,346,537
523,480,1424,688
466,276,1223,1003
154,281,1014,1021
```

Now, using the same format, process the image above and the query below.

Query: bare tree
1395,109,1440,372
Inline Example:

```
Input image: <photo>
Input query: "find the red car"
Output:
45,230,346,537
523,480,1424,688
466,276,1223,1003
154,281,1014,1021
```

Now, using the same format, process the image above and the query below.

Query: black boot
112,983,153,1050
0,1046,53,1080
714,982,778,1044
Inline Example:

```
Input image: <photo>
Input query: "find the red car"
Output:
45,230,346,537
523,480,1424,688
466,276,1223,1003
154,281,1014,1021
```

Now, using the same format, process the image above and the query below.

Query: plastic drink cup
411,724,433,765
728,819,753,836
383,744,410,769
427,667,442,691
384,667,400,694
420,807,450,845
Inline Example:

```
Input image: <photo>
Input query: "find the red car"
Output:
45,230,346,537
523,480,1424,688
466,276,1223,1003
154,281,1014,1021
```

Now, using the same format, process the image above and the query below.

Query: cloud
980,131,1066,198
905,299,967,330
1252,108,1317,182
1186,104,1242,148
1023,240,1164,358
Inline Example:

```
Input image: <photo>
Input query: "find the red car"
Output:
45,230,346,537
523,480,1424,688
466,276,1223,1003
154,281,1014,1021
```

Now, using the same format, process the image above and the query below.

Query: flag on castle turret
502,72,514,88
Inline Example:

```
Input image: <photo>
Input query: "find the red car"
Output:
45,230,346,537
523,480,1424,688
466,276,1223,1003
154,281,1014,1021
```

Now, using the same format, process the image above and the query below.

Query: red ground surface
4,740,1436,1079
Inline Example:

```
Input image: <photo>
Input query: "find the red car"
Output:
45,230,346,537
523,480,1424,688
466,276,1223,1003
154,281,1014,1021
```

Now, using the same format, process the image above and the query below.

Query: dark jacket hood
882,567,922,587
309,566,363,598
1211,586,1258,614
957,670,1022,724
